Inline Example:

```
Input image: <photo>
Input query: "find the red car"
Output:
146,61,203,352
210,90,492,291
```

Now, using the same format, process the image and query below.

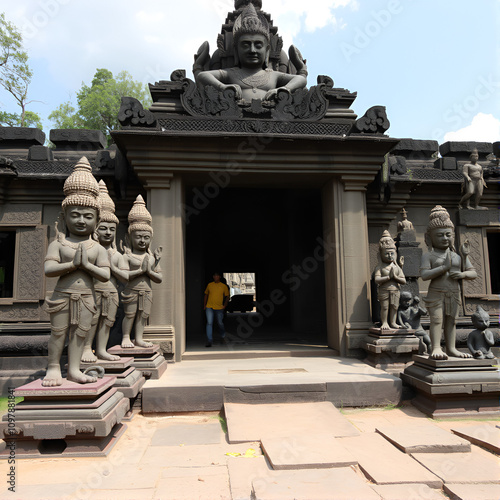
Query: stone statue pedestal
363,327,420,374
0,377,129,458
401,355,500,418
107,344,168,380
81,357,146,421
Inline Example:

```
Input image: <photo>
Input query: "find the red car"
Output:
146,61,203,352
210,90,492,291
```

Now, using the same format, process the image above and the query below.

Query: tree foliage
49,68,152,142
0,13,41,127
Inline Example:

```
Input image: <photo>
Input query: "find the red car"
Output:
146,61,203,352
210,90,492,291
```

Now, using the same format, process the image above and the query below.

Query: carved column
133,170,186,362
322,176,373,356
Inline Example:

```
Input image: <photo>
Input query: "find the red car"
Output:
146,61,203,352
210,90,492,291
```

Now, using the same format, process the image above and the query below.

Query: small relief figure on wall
374,230,406,330
120,195,162,349
397,291,431,354
458,149,487,210
467,306,495,359
420,206,477,360
43,158,110,386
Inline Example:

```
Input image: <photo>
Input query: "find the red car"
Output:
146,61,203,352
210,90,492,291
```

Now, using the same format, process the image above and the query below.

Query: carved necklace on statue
59,234,97,250
233,68,272,93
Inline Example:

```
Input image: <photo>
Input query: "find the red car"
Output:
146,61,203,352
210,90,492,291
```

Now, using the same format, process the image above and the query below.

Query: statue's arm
111,252,129,283
462,163,471,183
146,255,162,284
83,245,110,282
276,72,307,92
44,241,76,277
484,329,495,346
394,266,406,285
420,252,449,281
373,267,385,286
462,256,478,280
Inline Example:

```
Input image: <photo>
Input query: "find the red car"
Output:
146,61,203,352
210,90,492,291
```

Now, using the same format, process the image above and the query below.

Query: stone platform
141,355,402,413
0,377,129,458
401,355,500,418
108,344,168,380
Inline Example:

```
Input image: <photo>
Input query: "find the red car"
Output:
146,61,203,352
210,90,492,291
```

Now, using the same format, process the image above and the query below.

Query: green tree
0,13,41,127
49,68,152,143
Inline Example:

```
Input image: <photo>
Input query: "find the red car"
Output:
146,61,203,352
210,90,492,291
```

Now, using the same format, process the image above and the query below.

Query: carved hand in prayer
73,245,82,268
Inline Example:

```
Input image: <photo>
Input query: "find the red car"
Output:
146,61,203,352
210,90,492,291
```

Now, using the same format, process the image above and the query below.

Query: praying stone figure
459,149,487,210
121,195,162,348
81,181,125,363
195,3,307,103
420,206,477,359
467,306,495,359
374,230,406,330
397,208,414,233
43,158,110,386
397,291,431,354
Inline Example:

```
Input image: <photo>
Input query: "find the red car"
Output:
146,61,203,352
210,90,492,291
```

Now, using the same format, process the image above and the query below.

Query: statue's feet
485,352,495,359
475,351,485,359
390,323,403,329
81,349,98,363
121,338,135,348
380,322,391,330
67,371,97,384
135,340,153,348
430,348,448,360
447,348,472,359
42,366,63,387
97,351,121,362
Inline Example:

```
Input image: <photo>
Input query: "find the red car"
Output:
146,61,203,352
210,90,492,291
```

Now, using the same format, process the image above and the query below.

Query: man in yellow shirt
204,272,229,347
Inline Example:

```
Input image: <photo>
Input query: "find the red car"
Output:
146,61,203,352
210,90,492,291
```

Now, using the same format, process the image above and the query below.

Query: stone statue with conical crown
195,2,307,103
120,195,163,349
43,158,111,386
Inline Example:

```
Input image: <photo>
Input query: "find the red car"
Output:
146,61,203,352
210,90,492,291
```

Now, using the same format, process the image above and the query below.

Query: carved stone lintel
118,97,158,128
351,106,390,135
271,85,328,121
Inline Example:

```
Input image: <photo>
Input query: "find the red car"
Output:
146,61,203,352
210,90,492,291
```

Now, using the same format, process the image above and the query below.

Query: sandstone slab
443,483,500,500
370,483,447,500
261,433,356,470
225,402,359,444
150,422,222,446
376,423,470,453
341,433,441,487
412,449,500,484
452,424,500,454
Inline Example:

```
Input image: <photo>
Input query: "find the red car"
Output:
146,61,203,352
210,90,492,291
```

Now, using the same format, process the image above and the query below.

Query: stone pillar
135,172,185,362
322,176,372,356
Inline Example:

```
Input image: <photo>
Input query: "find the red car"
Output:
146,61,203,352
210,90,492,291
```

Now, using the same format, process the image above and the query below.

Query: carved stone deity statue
467,306,495,359
459,149,487,210
195,3,307,102
420,206,477,359
82,181,125,363
374,230,406,330
397,208,414,233
43,157,110,386
397,291,430,354
121,195,162,349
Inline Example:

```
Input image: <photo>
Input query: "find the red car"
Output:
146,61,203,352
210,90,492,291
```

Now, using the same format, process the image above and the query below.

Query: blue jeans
205,308,225,343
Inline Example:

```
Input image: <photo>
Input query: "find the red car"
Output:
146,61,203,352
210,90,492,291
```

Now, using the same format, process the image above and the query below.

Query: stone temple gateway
0,1,498,397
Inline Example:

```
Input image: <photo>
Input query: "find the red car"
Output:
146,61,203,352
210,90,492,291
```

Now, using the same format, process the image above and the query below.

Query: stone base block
401,355,500,418
107,345,168,380
0,423,126,459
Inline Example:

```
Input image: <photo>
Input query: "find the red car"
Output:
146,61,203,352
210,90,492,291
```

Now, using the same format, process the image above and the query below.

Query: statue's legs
389,304,400,329
67,333,97,384
379,301,390,329
43,330,66,387
82,322,98,363
444,314,472,358
96,320,120,360
427,304,447,359
134,314,152,348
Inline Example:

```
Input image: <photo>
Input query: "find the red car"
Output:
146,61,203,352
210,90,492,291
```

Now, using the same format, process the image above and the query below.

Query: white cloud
443,113,500,143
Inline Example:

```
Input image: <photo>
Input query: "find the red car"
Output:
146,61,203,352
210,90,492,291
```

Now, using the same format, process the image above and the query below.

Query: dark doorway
185,187,327,347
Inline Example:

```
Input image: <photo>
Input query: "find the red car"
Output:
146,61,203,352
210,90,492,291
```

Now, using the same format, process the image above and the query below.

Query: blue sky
2,0,499,144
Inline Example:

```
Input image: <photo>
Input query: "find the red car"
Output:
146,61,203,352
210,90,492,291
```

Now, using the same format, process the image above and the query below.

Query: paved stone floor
0,400,499,500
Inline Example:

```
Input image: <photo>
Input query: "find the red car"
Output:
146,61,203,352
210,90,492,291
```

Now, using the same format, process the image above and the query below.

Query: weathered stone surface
443,483,500,500
151,422,222,446
341,433,442,487
0,127,45,147
14,376,116,397
434,157,457,170
391,139,439,159
412,449,500,484
397,247,423,276
261,433,356,470
456,208,500,227
252,468,381,500
376,424,471,453
452,425,500,454
370,483,447,500
28,145,53,161
50,129,106,150
228,455,269,500
439,141,493,159
225,402,359,444
143,385,224,413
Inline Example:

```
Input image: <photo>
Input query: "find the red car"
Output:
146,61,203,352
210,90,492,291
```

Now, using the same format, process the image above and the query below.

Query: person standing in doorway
204,272,229,347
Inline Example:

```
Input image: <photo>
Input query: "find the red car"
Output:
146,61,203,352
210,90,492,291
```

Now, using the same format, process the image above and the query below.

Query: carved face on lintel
236,33,270,69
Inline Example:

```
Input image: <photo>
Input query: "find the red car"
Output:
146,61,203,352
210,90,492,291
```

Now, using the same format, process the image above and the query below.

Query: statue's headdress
233,3,270,44
97,180,119,224
379,230,396,250
427,205,454,231
127,195,153,235
62,157,99,211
